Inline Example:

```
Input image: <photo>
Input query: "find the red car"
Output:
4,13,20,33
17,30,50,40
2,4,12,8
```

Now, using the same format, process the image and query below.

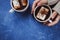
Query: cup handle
48,19,52,23
9,9,14,13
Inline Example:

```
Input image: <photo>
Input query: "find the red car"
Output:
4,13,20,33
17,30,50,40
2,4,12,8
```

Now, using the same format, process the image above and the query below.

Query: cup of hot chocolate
34,4,52,23
9,0,29,13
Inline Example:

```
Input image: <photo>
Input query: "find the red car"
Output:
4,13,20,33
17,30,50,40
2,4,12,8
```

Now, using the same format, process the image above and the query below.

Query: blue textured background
0,0,60,40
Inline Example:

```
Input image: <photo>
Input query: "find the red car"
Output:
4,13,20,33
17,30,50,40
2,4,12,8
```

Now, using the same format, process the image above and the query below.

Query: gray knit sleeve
53,2,60,15
48,0,59,5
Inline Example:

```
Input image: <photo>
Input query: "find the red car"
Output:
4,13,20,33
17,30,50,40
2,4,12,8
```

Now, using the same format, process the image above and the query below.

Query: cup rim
34,4,52,22
10,0,29,12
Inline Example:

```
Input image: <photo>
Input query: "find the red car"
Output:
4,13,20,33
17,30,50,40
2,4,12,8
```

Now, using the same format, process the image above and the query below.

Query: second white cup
33,4,52,23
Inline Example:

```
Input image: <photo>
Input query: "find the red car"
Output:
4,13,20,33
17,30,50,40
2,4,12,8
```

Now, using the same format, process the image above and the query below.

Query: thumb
37,1,42,6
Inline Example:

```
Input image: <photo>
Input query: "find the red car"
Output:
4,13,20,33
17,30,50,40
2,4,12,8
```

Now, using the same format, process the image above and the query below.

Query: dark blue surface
0,0,60,40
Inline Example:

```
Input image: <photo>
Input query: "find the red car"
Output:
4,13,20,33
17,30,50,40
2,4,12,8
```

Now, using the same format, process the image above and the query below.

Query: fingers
37,1,42,6
31,0,40,14
50,11,57,19
37,0,48,6
44,11,57,25
48,15,60,26
31,0,48,14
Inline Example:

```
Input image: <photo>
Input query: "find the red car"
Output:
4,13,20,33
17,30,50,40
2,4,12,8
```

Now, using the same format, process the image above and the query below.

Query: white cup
34,4,52,23
9,0,29,13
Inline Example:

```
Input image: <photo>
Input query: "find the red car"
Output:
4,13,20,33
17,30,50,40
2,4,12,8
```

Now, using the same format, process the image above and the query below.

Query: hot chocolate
12,0,28,10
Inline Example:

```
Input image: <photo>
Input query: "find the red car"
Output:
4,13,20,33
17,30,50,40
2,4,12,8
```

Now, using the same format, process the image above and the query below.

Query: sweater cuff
48,0,58,5
53,2,60,15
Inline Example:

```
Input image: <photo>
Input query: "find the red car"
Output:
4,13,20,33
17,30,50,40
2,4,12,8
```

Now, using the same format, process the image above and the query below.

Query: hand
44,11,60,26
31,0,48,14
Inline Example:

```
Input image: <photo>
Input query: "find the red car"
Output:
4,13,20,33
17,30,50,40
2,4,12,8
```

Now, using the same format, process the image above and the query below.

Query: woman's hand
44,11,60,26
31,0,48,14
32,0,60,26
